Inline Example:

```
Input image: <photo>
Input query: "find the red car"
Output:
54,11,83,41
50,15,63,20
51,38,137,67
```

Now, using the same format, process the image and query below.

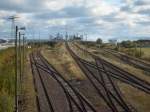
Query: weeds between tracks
30,51,97,112
66,42,139,112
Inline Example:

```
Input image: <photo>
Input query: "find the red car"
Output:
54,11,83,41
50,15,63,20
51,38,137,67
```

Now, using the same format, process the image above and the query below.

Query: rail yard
0,1,150,112
20,41,150,112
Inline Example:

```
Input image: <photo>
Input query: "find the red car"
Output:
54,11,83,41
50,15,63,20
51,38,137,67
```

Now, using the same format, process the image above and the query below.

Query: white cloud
89,1,120,16
0,0,150,40
0,19,4,26
0,10,16,19
13,0,24,4
45,0,67,11
47,19,67,26
45,0,84,11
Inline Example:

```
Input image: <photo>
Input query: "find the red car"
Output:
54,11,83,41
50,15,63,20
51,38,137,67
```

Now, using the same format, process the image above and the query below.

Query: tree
120,40,134,48
96,38,103,48
96,38,102,44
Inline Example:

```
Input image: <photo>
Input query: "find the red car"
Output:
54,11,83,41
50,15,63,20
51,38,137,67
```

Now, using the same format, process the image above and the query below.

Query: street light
15,26,25,112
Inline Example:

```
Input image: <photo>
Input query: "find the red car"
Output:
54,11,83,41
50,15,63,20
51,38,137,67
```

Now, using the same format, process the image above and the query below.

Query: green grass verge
0,48,15,112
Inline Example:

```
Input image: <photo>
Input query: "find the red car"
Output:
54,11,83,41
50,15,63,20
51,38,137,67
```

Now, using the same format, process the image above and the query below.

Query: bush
120,40,135,48
81,41,96,47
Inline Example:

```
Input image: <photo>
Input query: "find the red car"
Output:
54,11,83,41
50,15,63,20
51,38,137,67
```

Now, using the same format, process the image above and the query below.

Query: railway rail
66,42,137,112
73,43,150,94
30,51,98,112
30,53,55,112
103,49,150,72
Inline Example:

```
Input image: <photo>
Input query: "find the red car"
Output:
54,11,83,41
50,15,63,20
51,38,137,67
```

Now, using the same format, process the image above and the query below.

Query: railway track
73,43,150,94
30,51,98,112
30,53,55,112
66,42,137,112
103,49,150,72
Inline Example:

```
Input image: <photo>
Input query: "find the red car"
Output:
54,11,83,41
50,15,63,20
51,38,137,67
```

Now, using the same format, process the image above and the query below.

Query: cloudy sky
0,0,150,41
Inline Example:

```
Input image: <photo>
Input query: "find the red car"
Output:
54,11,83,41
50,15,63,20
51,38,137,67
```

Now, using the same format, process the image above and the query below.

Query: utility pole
22,35,25,78
15,27,25,112
22,35,26,90
15,26,18,112
8,15,26,112
85,33,87,56
18,32,22,94
65,32,68,41
65,25,68,41
19,33,25,94
8,16,19,112
134,42,137,57
49,35,52,46
39,31,41,48
140,41,142,57
32,28,35,48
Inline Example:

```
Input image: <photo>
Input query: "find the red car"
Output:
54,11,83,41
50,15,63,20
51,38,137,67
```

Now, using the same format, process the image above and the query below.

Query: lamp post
15,26,25,112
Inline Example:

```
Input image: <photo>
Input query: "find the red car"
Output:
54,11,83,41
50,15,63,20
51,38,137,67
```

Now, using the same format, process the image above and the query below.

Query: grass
77,43,150,82
92,50,150,83
71,43,95,62
42,43,107,108
140,48,150,61
42,42,150,111
76,43,150,112
141,48,150,56
21,53,37,112
118,47,150,62
119,82,150,112
0,48,15,112
42,43,85,80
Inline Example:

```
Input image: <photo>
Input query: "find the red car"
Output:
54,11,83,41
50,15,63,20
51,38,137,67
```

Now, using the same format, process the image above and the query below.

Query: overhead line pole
39,31,41,48
85,33,87,56
19,33,25,96
18,32,22,93
9,16,26,112
22,34,26,97
16,27,25,112
8,16,19,112
15,26,18,112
